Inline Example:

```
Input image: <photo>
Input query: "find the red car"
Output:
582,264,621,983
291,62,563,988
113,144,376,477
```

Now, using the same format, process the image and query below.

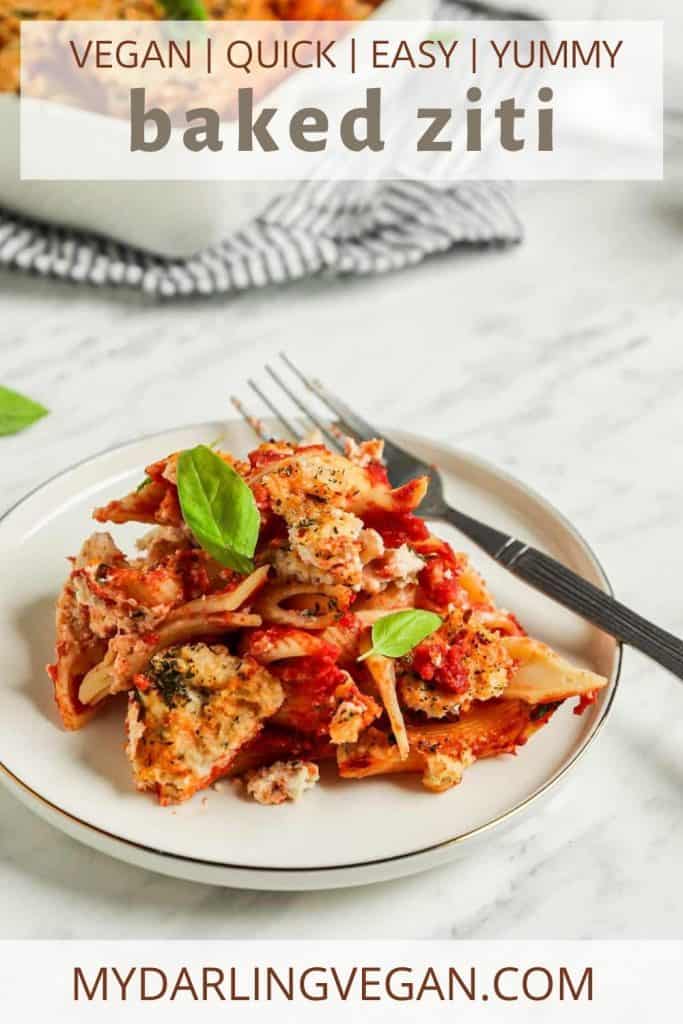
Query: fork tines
231,353,368,453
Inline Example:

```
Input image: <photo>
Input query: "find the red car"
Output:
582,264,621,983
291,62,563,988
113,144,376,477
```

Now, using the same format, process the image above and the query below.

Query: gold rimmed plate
0,421,620,889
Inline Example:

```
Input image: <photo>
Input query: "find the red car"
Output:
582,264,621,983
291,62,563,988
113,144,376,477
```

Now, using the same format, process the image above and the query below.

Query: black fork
232,354,683,681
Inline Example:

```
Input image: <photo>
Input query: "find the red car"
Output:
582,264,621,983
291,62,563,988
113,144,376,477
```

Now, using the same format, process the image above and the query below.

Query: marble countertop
2,150,683,939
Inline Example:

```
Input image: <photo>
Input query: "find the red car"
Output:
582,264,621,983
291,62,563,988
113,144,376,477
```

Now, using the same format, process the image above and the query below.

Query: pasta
47,435,609,806
0,1,386,94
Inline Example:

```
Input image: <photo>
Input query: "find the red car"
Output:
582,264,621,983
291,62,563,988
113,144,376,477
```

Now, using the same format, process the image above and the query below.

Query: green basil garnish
0,385,48,436
177,444,259,575
160,0,208,19
358,609,442,661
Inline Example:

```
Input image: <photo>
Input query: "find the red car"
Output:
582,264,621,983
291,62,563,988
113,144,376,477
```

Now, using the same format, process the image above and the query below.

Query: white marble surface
2,148,683,938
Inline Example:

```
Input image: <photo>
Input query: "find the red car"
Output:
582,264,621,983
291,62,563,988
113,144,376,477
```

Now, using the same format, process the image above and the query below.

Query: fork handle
442,507,683,680
501,543,683,680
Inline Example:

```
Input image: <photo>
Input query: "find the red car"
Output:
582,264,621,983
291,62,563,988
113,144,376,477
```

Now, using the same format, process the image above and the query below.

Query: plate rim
0,421,623,884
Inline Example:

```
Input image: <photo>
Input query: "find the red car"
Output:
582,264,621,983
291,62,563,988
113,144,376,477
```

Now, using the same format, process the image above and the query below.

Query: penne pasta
78,611,261,706
47,434,608,806
241,626,331,662
337,699,549,792
501,636,607,704
255,582,353,630
363,645,410,760
46,583,108,731
166,565,270,620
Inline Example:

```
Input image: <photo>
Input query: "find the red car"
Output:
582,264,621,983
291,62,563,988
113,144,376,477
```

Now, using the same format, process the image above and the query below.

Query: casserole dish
0,0,432,258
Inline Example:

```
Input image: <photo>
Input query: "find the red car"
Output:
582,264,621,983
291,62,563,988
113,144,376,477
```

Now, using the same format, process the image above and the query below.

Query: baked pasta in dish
0,0,384,94
47,435,608,806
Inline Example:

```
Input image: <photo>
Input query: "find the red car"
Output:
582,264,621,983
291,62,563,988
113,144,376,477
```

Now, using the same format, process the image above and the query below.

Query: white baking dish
0,0,431,259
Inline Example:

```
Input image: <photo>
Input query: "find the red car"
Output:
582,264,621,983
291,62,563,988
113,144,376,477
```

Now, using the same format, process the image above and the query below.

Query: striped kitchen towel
0,180,521,297
0,2,525,298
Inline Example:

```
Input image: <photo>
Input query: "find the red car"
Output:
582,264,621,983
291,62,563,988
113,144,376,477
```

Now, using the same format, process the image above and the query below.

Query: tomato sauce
336,610,359,631
276,653,345,690
235,726,334,775
172,549,220,600
259,512,289,546
410,636,471,694
361,507,430,548
418,557,463,609
144,456,172,481
574,690,597,715
366,461,390,488
274,653,347,734
244,626,340,664
295,444,328,456
249,481,288,545
410,537,463,610
248,448,290,472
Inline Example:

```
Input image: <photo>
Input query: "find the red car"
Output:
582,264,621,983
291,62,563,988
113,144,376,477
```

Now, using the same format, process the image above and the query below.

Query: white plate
0,422,620,890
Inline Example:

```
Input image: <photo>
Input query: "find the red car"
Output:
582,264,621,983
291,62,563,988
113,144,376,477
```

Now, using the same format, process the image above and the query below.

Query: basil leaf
160,0,208,19
135,475,152,493
0,385,48,436
177,444,259,574
359,609,442,661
